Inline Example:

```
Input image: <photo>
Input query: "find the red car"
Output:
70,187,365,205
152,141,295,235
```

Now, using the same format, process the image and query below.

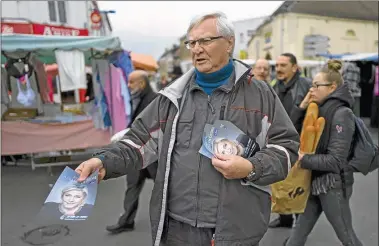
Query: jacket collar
159,59,249,108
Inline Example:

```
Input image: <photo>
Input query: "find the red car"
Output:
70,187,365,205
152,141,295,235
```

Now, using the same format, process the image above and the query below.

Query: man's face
275,56,297,82
253,60,270,82
62,190,86,209
128,77,144,95
188,18,233,73
214,139,238,155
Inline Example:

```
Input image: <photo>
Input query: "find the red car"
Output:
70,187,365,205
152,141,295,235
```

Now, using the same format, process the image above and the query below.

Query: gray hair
186,11,235,56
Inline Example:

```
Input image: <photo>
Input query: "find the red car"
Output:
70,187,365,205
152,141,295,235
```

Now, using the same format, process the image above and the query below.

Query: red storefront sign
32,23,89,36
1,22,89,36
1,22,32,34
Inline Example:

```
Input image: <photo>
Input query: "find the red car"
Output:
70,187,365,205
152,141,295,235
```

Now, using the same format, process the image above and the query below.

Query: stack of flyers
37,166,98,221
199,120,260,159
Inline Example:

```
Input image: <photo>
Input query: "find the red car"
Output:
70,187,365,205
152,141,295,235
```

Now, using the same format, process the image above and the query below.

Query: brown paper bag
271,103,325,214
271,160,311,214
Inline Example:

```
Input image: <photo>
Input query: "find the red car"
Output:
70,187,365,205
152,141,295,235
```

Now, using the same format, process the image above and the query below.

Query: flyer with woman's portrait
199,120,260,159
38,166,98,221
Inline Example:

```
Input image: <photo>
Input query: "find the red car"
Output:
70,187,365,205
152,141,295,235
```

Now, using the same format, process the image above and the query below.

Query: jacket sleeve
301,107,355,173
246,88,300,186
93,95,168,179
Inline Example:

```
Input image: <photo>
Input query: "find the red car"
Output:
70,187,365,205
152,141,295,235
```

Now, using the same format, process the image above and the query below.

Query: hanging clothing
16,74,36,107
93,65,112,129
30,55,51,103
55,50,86,92
342,62,361,98
10,72,42,111
104,65,128,133
374,66,379,97
1,67,10,105
109,51,135,82
119,71,132,126
91,60,109,129
46,75,54,102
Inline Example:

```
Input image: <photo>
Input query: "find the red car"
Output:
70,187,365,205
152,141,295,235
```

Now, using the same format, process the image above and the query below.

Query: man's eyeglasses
311,83,333,89
184,36,223,49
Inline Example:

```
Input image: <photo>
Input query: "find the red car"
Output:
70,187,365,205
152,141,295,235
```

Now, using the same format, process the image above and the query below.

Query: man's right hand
76,157,106,183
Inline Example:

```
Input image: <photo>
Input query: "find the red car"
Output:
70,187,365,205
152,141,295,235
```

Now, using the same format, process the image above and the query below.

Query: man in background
106,70,157,234
252,58,270,83
270,53,312,229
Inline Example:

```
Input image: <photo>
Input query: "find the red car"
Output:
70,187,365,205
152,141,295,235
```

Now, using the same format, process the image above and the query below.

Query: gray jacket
94,60,299,246
273,72,312,133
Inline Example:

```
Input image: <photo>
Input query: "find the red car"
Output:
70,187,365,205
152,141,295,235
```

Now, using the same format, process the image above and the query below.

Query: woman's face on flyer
62,190,85,209
214,139,238,155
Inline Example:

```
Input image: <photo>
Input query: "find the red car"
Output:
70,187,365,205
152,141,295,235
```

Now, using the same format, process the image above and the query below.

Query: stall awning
341,53,378,62
130,52,159,71
1,34,122,64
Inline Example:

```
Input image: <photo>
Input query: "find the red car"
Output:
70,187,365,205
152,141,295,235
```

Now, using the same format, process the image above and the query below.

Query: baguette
301,125,316,153
300,114,315,142
300,103,319,140
313,117,325,152
306,103,319,120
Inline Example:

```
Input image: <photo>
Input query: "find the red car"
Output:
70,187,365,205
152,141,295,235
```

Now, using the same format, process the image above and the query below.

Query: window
58,1,67,23
48,1,67,23
240,33,244,43
345,29,356,37
264,31,272,44
247,30,255,36
48,1,57,22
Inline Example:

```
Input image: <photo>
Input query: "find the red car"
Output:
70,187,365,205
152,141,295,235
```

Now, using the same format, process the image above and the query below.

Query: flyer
199,120,260,159
38,166,98,221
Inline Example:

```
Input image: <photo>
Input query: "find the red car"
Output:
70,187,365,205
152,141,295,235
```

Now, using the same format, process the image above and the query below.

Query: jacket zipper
207,95,215,114
220,105,225,120
195,94,216,227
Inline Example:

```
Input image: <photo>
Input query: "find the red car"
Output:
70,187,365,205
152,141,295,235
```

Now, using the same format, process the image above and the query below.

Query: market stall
340,52,378,127
130,52,159,71
1,34,134,170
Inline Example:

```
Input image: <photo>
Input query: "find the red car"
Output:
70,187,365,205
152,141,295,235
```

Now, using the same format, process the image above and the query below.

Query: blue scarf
195,59,234,95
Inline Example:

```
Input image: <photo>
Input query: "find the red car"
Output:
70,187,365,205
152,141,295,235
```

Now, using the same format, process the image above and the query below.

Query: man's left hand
212,154,253,179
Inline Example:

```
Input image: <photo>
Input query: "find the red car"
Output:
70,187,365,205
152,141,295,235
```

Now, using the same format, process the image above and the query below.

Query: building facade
247,1,379,60
1,0,112,36
158,45,180,77
232,17,266,59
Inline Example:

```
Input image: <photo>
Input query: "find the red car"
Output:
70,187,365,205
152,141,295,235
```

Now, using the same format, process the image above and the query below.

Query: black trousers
118,165,157,225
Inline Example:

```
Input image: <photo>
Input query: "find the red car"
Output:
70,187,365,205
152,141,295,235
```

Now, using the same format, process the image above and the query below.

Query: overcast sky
98,1,283,59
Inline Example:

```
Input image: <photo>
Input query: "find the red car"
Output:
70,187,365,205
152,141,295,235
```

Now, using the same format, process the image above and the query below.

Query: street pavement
1,125,378,246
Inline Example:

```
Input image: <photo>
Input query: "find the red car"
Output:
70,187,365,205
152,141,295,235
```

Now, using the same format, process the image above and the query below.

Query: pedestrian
158,74,168,90
342,61,361,117
252,58,270,83
76,12,299,246
106,70,158,234
285,59,363,246
270,53,312,229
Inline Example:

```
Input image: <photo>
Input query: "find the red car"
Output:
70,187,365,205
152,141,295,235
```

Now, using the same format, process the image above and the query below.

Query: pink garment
47,75,54,102
104,65,127,133
374,66,379,96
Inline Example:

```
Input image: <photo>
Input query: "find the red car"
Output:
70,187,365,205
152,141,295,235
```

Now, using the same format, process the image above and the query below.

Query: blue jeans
286,186,363,246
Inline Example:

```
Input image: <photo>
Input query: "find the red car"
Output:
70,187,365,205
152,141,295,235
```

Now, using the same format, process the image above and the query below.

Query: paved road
1,126,378,246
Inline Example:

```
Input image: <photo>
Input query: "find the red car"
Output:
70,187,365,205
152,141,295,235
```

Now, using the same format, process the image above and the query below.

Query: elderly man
106,70,158,234
252,58,270,83
76,12,299,246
